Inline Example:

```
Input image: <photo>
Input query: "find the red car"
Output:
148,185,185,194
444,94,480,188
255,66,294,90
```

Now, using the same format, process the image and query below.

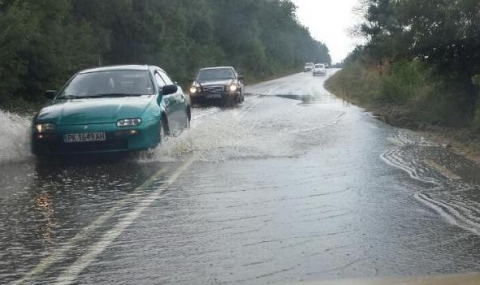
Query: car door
158,71,187,132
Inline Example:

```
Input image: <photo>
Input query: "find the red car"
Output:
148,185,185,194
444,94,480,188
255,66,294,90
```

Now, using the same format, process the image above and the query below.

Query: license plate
206,94,222,99
64,132,106,143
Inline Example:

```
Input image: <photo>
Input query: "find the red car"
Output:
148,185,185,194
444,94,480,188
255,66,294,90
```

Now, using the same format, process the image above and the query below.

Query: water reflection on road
0,72,480,284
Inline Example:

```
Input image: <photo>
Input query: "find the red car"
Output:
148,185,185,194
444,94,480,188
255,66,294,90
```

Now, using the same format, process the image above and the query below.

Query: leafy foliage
341,0,480,128
0,0,331,108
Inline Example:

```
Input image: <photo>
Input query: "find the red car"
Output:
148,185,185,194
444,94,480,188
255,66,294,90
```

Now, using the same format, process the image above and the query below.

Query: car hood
36,96,155,125
198,79,234,86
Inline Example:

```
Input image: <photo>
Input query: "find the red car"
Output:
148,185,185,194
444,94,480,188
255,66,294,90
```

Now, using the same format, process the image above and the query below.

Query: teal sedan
31,65,191,156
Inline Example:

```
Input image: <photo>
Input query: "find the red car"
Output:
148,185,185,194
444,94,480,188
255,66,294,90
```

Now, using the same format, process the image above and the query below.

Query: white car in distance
312,63,326,76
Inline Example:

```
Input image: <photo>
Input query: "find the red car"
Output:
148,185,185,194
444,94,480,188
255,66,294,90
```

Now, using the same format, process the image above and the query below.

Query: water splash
0,109,32,163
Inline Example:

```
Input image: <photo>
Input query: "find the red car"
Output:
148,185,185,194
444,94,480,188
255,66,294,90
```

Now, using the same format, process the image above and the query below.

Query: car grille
202,85,224,94
49,139,128,153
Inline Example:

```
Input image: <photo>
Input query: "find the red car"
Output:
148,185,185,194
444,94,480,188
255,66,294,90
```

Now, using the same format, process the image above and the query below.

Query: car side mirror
45,90,57,99
162,85,178,95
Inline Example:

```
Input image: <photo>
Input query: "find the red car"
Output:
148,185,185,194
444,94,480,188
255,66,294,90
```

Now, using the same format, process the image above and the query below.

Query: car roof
199,66,234,71
79,65,164,74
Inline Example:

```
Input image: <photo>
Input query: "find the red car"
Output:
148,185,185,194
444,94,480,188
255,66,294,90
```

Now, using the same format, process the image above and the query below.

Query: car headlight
189,86,197,94
117,118,142,127
229,84,238,92
35,123,56,132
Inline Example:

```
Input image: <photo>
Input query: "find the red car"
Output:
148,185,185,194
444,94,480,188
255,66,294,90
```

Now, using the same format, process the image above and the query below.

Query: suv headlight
229,84,238,92
117,118,142,127
35,123,56,132
189,86,197,94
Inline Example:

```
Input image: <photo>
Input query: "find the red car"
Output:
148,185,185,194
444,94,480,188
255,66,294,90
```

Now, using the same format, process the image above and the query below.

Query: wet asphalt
1,70,480,284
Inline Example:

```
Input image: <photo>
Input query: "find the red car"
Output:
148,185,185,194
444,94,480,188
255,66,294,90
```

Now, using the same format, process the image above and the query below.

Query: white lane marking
55,157,196,285
13,166,172,285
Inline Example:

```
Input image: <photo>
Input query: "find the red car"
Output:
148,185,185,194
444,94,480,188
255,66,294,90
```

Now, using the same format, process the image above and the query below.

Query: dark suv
189,66,244,105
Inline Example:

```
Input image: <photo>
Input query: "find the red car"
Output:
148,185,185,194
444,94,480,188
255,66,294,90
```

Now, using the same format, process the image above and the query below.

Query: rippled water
382,130,480,236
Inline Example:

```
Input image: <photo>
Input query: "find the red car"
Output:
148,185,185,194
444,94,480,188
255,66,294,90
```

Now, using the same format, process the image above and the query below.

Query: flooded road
1,71,480,284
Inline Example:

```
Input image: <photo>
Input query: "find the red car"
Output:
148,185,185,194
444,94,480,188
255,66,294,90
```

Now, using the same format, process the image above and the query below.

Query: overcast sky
292,0,361,63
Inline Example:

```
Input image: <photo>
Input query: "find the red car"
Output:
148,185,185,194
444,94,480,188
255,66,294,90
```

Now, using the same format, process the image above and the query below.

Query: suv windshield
197,68,234,81
59,70,155,98
315,64,325,68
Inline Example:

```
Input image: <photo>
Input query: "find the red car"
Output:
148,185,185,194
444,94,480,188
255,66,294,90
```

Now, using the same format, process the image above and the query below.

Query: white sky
292,0,361,63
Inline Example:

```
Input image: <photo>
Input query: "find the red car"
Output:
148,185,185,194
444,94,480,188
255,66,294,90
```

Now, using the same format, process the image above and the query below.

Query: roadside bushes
339,0,480,130
326,58,474,127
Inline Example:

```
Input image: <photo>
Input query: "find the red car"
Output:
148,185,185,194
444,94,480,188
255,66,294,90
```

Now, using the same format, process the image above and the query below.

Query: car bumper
31,120,160,156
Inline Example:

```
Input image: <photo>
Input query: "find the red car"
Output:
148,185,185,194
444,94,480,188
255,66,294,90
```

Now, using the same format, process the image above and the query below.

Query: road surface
1,71,480,284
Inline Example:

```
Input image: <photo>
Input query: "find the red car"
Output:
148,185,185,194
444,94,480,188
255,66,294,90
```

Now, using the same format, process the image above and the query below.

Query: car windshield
197,68,234,81
59,70,154,98
306,63,314,66
315,64,324,68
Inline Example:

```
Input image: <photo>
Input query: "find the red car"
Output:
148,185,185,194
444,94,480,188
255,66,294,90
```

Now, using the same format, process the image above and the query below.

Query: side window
155,73,166,87
159,71,174,85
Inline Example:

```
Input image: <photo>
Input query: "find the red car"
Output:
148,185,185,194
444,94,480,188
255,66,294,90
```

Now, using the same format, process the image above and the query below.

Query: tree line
0,0,331,110
338,0,480,129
